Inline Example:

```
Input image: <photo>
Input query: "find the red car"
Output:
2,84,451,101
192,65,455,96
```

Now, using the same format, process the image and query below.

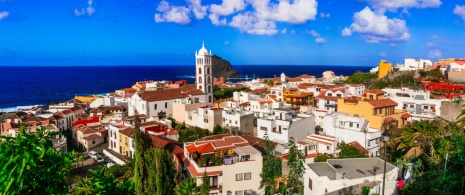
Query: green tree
199,171,210,195
133,114,153,194
314,153,335,162
175,178,198,195
0,124,75,194
213,124,228,135
73,166,133,195
260,133,282,195
337,141,368,158
286,137,305,194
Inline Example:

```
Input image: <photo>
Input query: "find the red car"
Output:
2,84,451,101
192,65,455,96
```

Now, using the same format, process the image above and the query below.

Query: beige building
185,105,223,132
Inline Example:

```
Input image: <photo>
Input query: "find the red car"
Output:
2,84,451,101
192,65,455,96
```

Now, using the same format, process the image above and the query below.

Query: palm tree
174,178,198,195
455,104,465,129
73,177,93,195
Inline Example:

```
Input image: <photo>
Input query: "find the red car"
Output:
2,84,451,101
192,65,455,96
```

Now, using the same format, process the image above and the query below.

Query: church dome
197,42,209,56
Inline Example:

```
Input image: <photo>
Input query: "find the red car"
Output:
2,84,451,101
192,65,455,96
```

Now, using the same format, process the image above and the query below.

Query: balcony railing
52,138,67,148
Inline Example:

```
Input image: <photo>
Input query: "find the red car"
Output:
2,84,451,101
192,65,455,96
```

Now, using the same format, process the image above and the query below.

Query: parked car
88,151,97,159
95,155,104,163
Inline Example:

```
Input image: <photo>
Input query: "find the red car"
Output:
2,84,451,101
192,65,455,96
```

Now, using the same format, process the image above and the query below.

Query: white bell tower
195,42,213,104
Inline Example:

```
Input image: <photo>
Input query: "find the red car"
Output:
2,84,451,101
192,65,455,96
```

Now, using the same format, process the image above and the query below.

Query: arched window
198,76,202,83
209,95,212,103
207,76,211,84
199,86,203,90
165,102,168,108
207,67,210,74
208,86,211,93
198,67,202,74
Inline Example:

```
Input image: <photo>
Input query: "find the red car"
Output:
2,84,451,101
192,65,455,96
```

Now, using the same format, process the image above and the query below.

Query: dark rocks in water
212,55,240,78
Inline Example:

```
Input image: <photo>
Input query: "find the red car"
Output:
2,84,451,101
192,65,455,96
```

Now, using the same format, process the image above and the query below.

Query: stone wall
448,70,465,82
440,101,465,121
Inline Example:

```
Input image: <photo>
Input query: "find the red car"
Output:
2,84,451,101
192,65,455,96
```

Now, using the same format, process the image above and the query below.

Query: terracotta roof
166,130,178,135
366,89,385,95
306,153,323,158
61,109,73,116
287,78,303,82
119,127,135,138
351,84,365,87
73,125,98,134
140,84,204,102
150,135,184,155
239,102,250,107
140,121,157,127
2,123,12,131
81,113,90,118
71,106,83,113
186,143,215,154
8,114,20,120
259,100,273,104
252,88,269,94
16,112,29,117
123,114,149,121
268,94,278,102
48,116,56,121
24,116,42,122
83,134,101,141
401,113,413,119
186,136,249,154
120,87,137,92
366,98,397,108
283,93,313,98
348,141,368,154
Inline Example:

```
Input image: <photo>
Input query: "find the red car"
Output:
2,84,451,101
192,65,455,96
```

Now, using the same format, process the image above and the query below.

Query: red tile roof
24,116,42,122
384,117,396,122
119,127,135,138
123,114,149,121
401,113,413,119
366,89,385,95
297,74,314,79
348,141,368,154
366,98,397,108
140,84,204,102
83,134,101,141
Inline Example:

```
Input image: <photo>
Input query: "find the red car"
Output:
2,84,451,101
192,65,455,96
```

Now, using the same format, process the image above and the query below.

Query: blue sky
1,0,465,66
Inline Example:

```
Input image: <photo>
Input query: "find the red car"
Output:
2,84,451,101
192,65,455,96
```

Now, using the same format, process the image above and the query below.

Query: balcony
325,104,337,107
286,101,307,105
52,138,67,148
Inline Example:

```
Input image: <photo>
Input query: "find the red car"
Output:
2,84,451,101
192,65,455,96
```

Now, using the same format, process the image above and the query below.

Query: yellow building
119,127,135,157
337,97,407,129
378,60,392,78
438,58,456,64
282,88,314,109
75,95,98,103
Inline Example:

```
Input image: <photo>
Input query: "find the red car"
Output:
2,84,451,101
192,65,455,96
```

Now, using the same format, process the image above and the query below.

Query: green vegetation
199,172,210,195
314,141,367,162
72,166,133,195
286,137,305,194
177,123,230,143
174,178,198,195
0,124,75,194
385,118,465,194
260,133,282,195
344,71,378,84
213,86,250,100
345,70,422,89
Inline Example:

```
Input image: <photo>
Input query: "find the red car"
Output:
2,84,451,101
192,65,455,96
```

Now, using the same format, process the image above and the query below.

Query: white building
222,107,254,135
108,120,129,154
128,43,215,118
397,58,432,71
383,87,441,120
348,84,365,97
304,158,398,195
322,112,381,157
185,105,223,132
90,95,116,108
184,136,263,195
297,134,338,163
257,108,315,145
72,124,105,152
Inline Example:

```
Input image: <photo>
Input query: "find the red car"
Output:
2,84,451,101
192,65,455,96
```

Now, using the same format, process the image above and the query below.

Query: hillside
212,55,240,78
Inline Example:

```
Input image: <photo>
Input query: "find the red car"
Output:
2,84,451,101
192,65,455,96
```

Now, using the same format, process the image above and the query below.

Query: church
128,43,214,118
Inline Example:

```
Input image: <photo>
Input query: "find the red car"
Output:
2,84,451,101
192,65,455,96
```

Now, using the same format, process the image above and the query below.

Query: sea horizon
0,65,372,112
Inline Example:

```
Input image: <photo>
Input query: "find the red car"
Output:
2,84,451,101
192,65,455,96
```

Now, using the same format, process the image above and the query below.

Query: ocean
0,65,371,112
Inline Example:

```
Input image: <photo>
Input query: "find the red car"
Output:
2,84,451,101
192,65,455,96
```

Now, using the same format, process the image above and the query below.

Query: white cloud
74,0,95,17
229,12,277,35
208,14,227,26
320,12,330,18
304,30,320,37
224,41,230,45
315,37,326,44
249,0,318,24
341,7,410,43
453,5,465,22
187,0,208,19
210,0,246,16
379,52,387,57
365,0,441,12
0,11,9,20
389,43,397,47
428,49,442,59
155,1,191,25
281,28,287,34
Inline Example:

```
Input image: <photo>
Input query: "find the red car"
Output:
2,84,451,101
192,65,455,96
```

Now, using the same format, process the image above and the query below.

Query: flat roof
234,146,260,156
308,158,396,180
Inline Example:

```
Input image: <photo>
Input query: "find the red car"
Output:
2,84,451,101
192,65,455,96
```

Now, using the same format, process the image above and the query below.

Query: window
199,76,202,83
244,172,251,180
260,127,267,131
368,141,371,146
235,191,243,195
309,178,313,190
309,145,316,150
236,173,243,181
92,140,95,144
207,67,210,74
379,109,382,114
327,145,330,150
272,127,276,132
244,190,252,195
165,102,168,109
235,121,238,124
356,124,359,128
204,119,209,123
154,104,157,110
198,67,202,74
328,93,332,96
349,122,353,127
